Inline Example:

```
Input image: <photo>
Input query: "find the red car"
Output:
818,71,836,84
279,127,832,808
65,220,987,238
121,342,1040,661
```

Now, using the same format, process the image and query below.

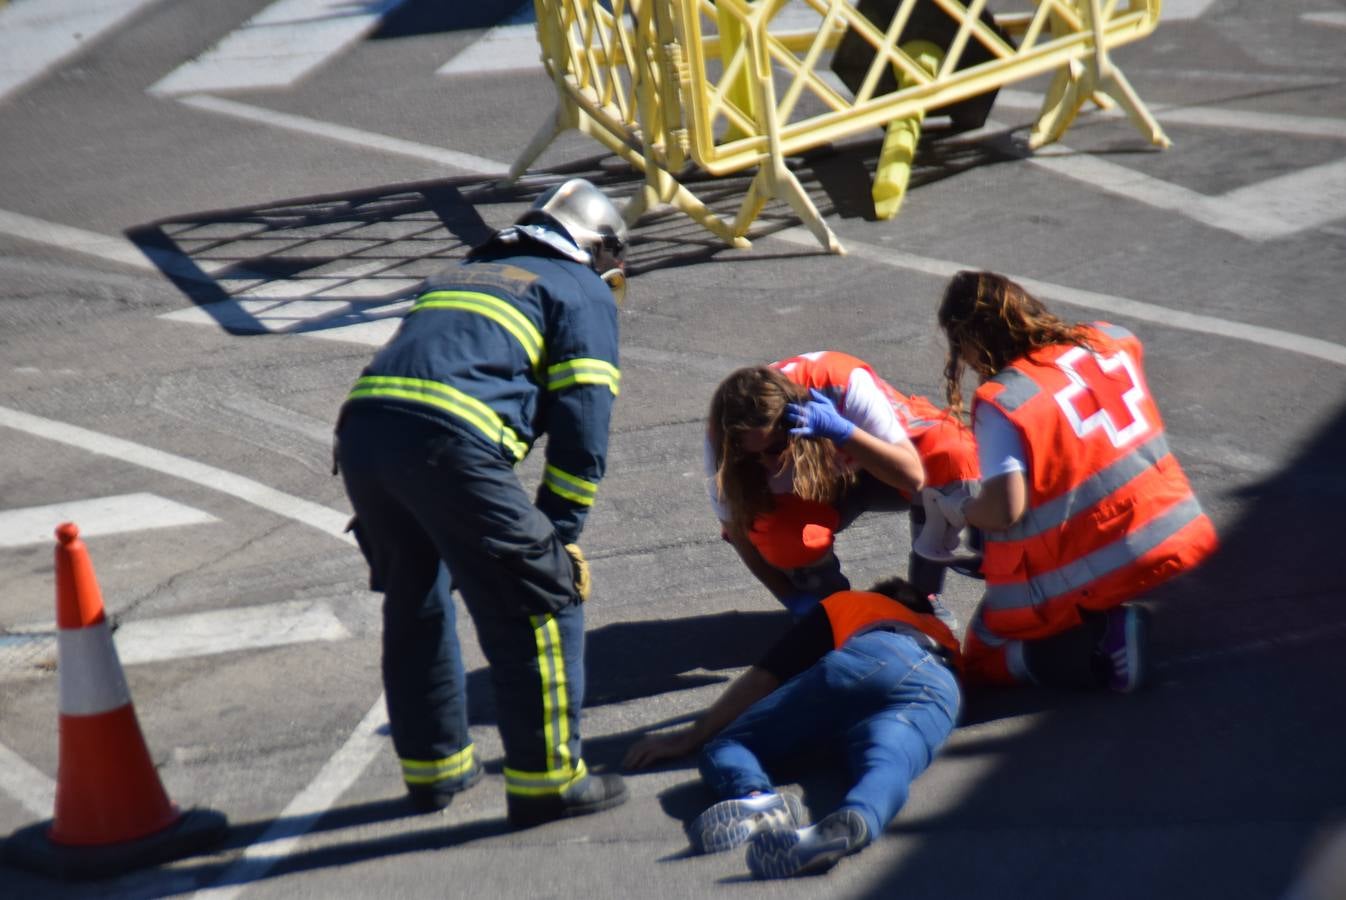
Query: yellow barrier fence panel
512,0,751,248
511,1,1170,254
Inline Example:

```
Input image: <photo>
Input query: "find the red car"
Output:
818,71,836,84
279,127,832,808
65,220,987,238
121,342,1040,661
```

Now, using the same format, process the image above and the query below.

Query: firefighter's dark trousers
337,405,589,800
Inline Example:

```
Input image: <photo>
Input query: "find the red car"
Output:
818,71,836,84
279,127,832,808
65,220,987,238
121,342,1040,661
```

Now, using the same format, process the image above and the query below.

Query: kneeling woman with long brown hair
936,270,1218,692
706,351,979,619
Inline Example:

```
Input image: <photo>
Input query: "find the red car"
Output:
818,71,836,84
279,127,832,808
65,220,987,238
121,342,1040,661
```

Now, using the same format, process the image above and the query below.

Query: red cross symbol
1052,347,1150,447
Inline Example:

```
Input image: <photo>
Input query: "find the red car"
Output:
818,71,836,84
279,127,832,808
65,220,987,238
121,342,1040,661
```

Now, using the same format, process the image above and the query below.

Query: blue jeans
699,630,960,840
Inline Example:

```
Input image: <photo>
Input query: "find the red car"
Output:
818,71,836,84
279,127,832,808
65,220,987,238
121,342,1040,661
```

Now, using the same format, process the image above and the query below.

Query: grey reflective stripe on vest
984,495,1206,612
942,477,980,495
985,432,1172,543
988,368,1040,412
1095,322,1135,342
971,615,1007,648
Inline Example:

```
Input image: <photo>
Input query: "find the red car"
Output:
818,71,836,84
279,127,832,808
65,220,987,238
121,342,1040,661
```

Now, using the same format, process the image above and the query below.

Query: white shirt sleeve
842,368,909,445
974,402,1028,479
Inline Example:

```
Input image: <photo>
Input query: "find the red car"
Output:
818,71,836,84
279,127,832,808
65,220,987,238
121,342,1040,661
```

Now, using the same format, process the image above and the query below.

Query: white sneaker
746,807,870,878
689,792,805,855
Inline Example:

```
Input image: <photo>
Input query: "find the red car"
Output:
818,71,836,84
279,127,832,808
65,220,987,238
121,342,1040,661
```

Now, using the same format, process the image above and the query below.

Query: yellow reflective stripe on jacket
546,357,620,396
412,290,545,375
543,464,598,507
504,760,588,797
348,375,527,460
401,744,476,785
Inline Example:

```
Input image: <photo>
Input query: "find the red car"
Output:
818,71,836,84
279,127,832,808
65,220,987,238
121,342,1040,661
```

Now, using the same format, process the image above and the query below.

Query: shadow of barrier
515,0,1171,253
126,158,972,337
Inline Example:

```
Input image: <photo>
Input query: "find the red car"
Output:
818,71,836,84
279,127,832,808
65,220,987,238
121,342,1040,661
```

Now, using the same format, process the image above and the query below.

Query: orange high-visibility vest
973,323,1218,639
772,351,979,491
821,591,961,670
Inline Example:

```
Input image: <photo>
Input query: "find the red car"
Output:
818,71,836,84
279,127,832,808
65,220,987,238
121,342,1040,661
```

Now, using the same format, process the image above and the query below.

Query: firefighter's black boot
506,772,629,829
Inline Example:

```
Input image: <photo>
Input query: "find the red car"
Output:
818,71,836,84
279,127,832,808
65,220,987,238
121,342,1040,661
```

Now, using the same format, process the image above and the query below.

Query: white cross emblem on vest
1053,346,1150,448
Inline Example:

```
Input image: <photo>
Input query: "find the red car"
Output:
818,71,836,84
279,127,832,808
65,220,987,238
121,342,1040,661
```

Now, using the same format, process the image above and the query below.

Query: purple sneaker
1098,605,1150,693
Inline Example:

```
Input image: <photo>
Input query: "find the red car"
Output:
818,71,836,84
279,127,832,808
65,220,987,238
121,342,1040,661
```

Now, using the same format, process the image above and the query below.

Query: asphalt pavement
1,1,1344,898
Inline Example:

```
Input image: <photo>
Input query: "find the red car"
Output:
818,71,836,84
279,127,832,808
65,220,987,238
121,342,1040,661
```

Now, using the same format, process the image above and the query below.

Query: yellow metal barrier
511,0,1170,253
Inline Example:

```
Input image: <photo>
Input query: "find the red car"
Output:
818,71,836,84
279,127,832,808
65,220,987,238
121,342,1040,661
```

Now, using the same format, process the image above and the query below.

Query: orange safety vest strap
821,591,961,665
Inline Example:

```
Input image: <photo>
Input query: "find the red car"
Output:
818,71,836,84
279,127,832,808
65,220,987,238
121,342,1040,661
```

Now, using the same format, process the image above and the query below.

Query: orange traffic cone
3,523,227,880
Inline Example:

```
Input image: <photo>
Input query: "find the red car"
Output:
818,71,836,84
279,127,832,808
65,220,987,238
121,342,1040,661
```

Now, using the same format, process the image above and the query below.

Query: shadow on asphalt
107,102,1346,897
371,0,535,39
852,400,1346,900
463,609,791,728
123,126,1023,332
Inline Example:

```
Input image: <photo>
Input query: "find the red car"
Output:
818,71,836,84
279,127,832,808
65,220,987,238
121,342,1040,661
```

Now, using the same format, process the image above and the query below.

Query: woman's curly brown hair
938,270,1095,419
708,366,852,535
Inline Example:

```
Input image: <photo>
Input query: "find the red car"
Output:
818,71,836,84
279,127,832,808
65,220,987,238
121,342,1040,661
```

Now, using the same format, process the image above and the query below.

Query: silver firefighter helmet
518,179,629,302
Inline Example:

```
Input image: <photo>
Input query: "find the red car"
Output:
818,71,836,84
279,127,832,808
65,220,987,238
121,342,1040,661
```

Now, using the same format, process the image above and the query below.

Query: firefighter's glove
786,389,854,446
565,543,592,602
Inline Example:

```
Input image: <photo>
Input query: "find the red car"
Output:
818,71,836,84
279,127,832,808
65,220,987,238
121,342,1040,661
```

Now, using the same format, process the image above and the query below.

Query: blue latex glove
786,388,855,445
780,592,822,619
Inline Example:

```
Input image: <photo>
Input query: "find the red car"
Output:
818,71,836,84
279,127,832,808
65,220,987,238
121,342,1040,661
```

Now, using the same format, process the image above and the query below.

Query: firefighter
623,576,961,880
935,270,1218,691
335,179,629,825
705,351,980,620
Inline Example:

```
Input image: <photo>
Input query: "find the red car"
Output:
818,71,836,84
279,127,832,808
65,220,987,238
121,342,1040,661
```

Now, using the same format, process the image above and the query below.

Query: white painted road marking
0,0,159,103
0,406,352,542
0,742,54,820
159,297,410,344
995,89,1346,142
770,226,1346,368
1022,139,1346,241
0,493,217,548
0,404,362,845
148,0,407,96
190,695,389,900
3,184,1342,363
0,208,155,273
175,93,511,175
115,600,349,666
1303,12,1346,29
436,0,1217,80
1161,0,1217,20
437,2,538,77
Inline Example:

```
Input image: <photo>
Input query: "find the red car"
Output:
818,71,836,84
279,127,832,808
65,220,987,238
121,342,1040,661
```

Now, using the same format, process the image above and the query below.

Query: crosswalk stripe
0,0,159,103
437,22,539,76
4,600,351,668
0,742,53,819
114,600,349,666
158,297,409,346
0,405,353,542
1303,12,1346,29
0,493,217,548
148,0,408,96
